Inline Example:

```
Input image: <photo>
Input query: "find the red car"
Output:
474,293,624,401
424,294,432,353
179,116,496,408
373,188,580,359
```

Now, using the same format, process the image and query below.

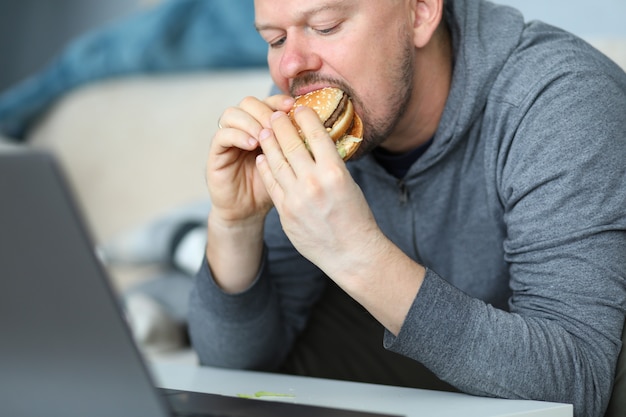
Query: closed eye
269,36,286,49
314,23,342,36
267,23,340,49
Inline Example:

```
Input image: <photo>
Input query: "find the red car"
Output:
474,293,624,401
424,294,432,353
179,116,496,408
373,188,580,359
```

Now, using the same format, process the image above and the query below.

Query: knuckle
303,175,324,198
307,125,332,143
282,139,306,157
275,158,292,174
322,164,348,188
221,106,238,122
239,95,259,108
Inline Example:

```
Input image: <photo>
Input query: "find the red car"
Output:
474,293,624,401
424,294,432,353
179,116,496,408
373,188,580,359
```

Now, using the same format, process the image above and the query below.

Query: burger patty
325,93,349,128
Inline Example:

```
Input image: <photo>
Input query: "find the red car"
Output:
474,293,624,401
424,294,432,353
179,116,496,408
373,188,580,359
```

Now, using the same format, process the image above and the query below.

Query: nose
278,32,322,80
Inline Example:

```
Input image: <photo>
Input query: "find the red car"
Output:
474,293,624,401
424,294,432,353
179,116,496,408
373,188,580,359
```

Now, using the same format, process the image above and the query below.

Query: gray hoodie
189,1,626,416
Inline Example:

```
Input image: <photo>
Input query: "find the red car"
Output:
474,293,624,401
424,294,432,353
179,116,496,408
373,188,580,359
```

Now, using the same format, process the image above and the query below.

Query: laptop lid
0,145,172,417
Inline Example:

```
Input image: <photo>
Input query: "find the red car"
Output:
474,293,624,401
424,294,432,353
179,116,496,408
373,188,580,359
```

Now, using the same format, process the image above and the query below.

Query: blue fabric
0,0,267,140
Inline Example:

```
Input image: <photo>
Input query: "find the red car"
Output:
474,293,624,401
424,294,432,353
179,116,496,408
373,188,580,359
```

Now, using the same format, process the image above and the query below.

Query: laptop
0,145,400,417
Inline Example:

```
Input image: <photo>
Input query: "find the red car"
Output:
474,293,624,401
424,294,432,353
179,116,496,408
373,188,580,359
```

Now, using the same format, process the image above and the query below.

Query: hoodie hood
436,0,524,147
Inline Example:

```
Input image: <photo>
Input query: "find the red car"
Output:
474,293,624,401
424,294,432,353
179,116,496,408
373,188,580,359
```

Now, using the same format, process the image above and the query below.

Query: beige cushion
29,69,271,246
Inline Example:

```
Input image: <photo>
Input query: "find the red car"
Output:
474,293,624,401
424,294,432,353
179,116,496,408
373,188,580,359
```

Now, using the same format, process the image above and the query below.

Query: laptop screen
0,146,171,417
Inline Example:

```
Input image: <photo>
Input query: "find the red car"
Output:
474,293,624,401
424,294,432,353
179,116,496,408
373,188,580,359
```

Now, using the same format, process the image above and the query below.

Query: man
188,1,626,416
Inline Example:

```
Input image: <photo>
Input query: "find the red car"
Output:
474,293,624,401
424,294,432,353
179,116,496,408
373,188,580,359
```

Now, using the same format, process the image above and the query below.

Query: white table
150,362,573,417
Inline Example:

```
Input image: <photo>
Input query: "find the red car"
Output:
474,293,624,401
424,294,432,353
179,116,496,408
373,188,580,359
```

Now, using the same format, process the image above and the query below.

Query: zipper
396,178,422,262
397,179,409,204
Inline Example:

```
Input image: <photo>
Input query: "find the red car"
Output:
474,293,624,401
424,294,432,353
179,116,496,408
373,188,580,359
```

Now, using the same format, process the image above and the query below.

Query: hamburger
288,87,363,161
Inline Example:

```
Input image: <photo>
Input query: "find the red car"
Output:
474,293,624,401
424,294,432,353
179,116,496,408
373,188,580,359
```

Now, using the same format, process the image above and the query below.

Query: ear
410,0,444,48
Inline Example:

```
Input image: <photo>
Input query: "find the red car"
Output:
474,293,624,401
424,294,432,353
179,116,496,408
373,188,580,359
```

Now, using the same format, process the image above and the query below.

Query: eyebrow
255,1,351,32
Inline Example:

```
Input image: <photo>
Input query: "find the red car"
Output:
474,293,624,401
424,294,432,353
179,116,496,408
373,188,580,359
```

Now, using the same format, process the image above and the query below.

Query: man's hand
255,106,425,335
255,106,378,276
205,94,294,293
207,95,294,225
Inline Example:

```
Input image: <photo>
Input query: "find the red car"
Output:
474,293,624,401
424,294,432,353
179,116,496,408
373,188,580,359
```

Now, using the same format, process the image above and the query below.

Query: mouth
291,83,335,98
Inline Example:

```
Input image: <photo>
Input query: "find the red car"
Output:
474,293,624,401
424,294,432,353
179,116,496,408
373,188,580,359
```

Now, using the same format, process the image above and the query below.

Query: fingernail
259,129,271,141
271,111,285,121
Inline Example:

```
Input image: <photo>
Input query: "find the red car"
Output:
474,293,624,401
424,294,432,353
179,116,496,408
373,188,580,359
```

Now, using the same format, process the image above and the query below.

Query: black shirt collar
371,138,434,179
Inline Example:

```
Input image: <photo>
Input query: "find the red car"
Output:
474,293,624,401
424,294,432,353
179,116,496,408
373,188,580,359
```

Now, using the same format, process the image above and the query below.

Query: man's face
254,0,416,156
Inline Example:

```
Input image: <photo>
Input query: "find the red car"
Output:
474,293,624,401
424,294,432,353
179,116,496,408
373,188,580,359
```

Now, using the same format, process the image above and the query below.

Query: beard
290,32,415,160
355,37,415,158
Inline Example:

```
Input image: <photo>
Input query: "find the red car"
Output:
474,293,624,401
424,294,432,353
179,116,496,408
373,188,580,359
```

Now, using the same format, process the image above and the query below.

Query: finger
269,111,315,170
218,95,295,141
265,94,295,114
292,106,341,164
238,95,294,131
255,152,285,206
212,121,259,155
219,104,265,142
257,127,296,187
